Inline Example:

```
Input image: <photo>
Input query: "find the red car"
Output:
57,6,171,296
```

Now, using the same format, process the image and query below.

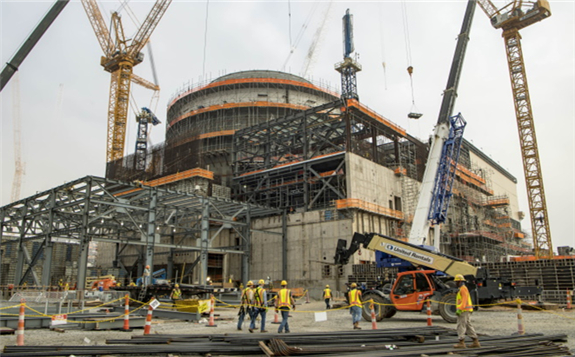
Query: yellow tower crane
81,0,170,168
476,0,552,259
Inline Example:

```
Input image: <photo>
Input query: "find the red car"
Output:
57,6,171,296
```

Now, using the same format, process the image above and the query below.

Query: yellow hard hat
454,274,465,282
259,279,265,285
326,285,330,288
247,280,253,286
175,284,179,288
350,283,357,288
281,280,288,286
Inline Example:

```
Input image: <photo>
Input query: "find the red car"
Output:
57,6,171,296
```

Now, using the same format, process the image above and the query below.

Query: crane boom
0,0,70,92
81,0,171,167
408,0,476,246
476,0,553,259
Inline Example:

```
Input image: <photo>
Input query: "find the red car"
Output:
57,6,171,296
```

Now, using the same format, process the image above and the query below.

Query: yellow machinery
476,0,553,258
81,0,170,164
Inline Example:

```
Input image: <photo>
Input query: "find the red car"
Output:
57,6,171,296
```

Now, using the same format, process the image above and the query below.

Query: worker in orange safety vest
453,274,480,349
348,282,362,329
275,280,295,333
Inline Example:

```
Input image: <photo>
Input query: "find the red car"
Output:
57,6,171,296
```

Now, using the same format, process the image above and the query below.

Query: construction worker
170,283,182,302
249,279,268,333
323,285,332,309
275,280,295,333
348,282,362,329
237,281,254,331
143,265,151,287
453,274,480,349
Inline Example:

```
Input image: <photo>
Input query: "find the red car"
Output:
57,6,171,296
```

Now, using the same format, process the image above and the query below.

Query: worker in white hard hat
275,280,295,333
348,282,362,329
170,283,182,302
143,265,151,287
322,284,332,309
249,279,268,333
237,281,254,331
453,274,480,349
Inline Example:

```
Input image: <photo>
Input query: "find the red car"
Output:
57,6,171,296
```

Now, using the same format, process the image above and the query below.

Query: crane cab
490,0,551,30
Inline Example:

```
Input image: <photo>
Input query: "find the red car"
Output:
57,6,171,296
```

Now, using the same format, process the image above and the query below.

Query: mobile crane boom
408,0,476,246
475,0,553,259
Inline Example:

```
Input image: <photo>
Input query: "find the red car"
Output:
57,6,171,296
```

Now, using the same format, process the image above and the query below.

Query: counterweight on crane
476,0,553,259
81,0,171,173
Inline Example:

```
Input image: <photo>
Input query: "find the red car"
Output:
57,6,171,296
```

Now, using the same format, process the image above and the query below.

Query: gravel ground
2,299,574,355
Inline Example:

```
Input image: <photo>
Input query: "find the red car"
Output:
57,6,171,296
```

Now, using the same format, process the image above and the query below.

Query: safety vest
349,288,362,307
241,287,253,305
253,287,265,307
323,288,332,299
456,284,473,312
172,288,181,299
278,288,292,309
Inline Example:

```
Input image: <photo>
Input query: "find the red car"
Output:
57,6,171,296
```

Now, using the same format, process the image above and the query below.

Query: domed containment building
163,70,340,185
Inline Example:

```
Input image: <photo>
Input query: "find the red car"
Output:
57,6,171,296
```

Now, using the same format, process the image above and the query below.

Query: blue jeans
237,308,248,330
250,308,266,331
278,309,290,333
350,305,362,324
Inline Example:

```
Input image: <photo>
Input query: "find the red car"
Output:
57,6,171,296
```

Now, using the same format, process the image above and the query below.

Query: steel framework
0,176,281,290
232,99,415,211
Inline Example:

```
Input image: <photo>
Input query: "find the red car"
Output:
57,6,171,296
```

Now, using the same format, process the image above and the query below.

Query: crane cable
401,1,421,119
379,4,387,90
282,2,320,71
202,0,210,81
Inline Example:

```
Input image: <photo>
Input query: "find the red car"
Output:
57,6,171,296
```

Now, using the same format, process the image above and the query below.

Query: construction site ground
2,299,574,355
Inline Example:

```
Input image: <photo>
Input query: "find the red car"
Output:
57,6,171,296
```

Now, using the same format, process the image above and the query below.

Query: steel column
144,189,158,271
200,198,209,285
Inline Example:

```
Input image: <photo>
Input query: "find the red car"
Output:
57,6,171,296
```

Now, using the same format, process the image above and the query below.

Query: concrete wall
469,151,522,222
347,153,403,210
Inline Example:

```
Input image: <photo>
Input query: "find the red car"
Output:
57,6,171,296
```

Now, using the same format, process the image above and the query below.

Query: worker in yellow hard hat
170,283,182,303
322,284,332,310
348,282,362,329
275,280,295,333
453,274,480,349
237,281,254,331
249,279,268,333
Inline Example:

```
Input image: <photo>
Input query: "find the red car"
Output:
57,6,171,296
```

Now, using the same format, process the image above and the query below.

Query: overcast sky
1,0,573,251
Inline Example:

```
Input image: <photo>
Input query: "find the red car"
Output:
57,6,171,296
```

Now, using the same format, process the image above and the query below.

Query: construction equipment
81,0,171,170
408,0,475,248
476,0,553,259
336,232,476,323
134,107,161,171
0,0,70,92
335,9,361,100
335,232,541,323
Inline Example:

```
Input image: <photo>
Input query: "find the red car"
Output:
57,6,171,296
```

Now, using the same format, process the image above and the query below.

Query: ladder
137,285,148,302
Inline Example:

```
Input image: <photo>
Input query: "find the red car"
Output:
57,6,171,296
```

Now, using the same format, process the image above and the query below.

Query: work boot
468,338,481,348
453,339,466,349
353,322,361,330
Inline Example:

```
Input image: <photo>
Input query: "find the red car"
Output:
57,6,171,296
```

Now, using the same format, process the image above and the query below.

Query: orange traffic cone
370,300,377,330
206,294,217,327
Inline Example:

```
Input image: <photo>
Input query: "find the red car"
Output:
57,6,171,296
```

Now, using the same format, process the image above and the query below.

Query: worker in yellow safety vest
249,279,268,333
237,281,254,331
170,283,182,302
275,280,295,333
453,274,480,349
348,282,362,329
322,285,332,309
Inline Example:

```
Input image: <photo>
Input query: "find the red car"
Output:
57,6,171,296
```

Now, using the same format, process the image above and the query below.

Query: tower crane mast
81,0,171,172
476,0,553,259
